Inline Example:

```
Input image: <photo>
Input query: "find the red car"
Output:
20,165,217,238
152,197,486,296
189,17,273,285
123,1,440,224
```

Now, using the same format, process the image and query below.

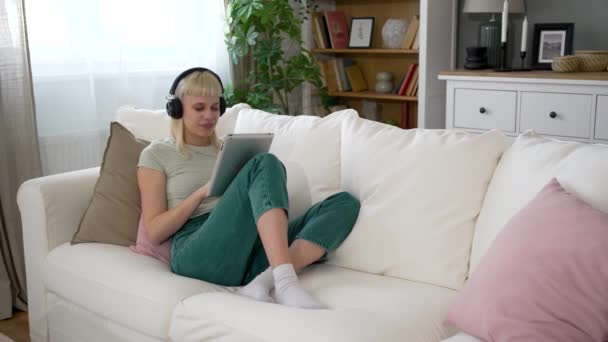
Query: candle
521,16,528,52
501,0,509,43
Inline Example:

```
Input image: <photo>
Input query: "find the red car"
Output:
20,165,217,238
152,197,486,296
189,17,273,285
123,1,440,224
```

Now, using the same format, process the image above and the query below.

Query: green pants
171,153,360,286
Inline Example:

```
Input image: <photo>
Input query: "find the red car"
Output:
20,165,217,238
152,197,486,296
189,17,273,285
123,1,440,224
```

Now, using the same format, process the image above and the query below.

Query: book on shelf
312,13,326,49
412,28,420,50
313,12,332,49
321,15,332,48
405,66,419,96
402,15,420,49
319,60,339,92
398,63,418,96
345,65,368,92
324,11,349,49
331,59,344,91
341,59,355,91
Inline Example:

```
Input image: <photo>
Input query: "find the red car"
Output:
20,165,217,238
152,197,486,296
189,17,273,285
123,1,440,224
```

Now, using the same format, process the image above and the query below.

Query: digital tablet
207,133,274,197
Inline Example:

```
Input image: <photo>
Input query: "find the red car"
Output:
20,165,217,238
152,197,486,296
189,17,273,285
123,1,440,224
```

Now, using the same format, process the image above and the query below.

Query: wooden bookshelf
307,1,453,129
312,48,419,55
328,91,418,102
310,0,421,128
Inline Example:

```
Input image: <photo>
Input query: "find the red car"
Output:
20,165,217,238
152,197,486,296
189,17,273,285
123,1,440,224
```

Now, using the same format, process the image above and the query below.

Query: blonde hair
170,70,223,157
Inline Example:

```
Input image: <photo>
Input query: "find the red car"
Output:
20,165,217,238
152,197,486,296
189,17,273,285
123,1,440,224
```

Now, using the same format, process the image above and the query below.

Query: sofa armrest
16,167,99,342
17,167,100,251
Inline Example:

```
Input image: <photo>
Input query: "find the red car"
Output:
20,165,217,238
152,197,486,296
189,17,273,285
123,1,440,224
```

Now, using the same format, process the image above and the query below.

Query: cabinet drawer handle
549,111,557,119
479,107,486,114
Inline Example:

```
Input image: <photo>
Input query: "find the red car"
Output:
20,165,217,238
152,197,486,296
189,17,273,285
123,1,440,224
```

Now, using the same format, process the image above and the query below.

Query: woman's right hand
139,168,209,244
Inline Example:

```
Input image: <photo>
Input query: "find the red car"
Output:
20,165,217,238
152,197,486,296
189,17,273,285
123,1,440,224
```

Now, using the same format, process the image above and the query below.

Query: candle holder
494,42,512,72
513,51,531,71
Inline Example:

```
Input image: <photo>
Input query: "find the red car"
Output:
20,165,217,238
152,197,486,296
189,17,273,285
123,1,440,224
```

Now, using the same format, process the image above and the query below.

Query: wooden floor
0,311,29,342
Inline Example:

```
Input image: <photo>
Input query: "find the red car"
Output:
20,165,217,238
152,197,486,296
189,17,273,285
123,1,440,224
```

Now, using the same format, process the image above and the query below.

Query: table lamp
463,0,525,68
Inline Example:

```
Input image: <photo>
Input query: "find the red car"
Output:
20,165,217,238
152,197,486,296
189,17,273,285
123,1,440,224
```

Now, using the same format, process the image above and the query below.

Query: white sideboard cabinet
438,70,608,144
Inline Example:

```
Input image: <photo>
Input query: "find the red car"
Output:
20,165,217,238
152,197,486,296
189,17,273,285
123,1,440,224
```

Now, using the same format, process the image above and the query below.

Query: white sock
237,268,275,303
273,263,325,309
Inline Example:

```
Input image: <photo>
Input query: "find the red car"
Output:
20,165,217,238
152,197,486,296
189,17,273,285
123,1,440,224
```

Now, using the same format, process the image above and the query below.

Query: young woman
137,67,360,309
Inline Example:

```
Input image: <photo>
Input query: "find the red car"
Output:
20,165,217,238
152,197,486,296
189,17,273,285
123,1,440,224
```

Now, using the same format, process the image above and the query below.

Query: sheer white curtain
24,0,231,175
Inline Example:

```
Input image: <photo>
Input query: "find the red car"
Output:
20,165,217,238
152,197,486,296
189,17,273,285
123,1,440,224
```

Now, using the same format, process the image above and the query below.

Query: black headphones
166,67,226,119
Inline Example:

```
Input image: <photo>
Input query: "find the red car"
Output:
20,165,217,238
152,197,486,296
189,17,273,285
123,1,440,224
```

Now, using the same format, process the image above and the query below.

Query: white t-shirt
138,138,220,218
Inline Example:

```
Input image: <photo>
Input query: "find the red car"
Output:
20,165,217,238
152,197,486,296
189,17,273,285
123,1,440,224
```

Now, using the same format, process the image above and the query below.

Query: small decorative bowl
575,51,608,72
552,56,580,73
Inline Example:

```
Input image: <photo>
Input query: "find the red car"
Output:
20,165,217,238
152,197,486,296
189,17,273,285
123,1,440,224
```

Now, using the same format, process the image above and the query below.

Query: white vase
382,18,408,49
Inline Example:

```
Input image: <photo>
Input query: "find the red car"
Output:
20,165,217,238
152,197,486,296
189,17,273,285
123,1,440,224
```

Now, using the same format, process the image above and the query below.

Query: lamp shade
463,0,525,13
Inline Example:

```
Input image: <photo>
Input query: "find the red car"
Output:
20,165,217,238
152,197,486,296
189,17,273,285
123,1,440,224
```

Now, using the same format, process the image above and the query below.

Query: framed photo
532,23,574,70
349,17,374,48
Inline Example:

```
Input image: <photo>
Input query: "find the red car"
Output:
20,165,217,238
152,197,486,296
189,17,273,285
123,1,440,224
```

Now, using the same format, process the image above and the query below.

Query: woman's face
181,95,220,144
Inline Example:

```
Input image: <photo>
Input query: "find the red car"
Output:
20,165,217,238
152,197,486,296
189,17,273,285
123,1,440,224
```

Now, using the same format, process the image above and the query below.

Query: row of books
318,59,368,93
318,59,419,97
312,11,349,49
393,63,419,97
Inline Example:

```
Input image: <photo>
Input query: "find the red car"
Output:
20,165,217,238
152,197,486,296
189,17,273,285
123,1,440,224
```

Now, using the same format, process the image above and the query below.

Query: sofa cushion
446,178,608,341
331,116,505,290
130,216,171,266
470,131,608,272
234,108,358,218
115,106,170,141
115,103,250,141
169,264,458,342
44,243,232,339
215,103,251,139
71,122,148,246
46,292,163,342
441,333,483,342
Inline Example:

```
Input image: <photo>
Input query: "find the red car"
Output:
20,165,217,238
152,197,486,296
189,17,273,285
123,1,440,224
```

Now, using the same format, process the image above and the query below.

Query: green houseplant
224,0,329,114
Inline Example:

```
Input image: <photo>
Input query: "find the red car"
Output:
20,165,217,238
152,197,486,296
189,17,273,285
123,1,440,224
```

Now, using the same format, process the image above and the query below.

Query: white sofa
17,104,608,342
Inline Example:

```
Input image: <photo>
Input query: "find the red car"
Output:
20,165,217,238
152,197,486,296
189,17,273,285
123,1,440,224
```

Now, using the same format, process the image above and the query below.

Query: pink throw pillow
445,178,608,342
129,217,171,266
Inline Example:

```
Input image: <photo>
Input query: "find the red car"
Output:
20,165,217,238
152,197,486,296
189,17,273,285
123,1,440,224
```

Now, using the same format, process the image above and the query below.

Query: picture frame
348,17,374,48
531,23,574,70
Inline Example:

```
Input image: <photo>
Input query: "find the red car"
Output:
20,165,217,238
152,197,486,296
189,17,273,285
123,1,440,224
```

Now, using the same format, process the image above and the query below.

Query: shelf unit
311,48,419,55
328,91,418,102
305,0,455,129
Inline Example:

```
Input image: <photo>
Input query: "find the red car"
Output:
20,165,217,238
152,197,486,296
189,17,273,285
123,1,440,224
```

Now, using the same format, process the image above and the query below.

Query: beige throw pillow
71,122,149,246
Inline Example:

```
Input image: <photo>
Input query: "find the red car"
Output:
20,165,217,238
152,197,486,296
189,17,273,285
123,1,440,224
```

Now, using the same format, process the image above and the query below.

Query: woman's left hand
197,182,210,199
